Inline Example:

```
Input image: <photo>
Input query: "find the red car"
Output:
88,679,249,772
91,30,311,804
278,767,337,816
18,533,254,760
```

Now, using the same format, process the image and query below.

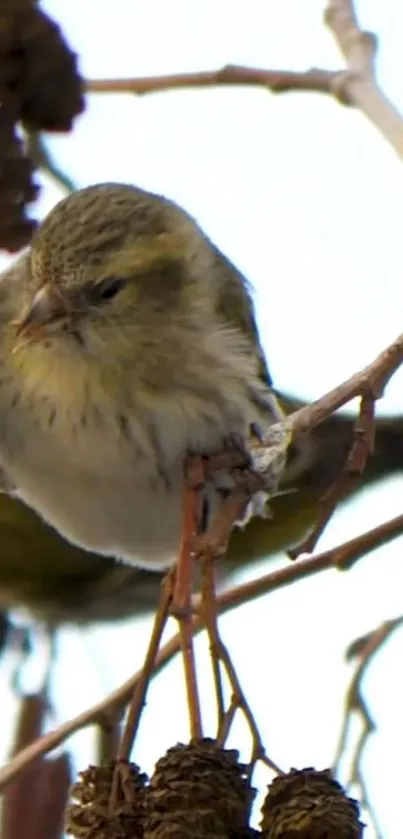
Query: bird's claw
235,420,292,528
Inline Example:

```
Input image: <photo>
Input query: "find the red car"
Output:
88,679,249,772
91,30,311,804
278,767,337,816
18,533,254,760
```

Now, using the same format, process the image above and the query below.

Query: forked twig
325,0,403,160
198,523,281,775
201,553,281,775
217,697,238,747
289,394,376,557
332,616,403,838
333,616,403,774
215,638,282,778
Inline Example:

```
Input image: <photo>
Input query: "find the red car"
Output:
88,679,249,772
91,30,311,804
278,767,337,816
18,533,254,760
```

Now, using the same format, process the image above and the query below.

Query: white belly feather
0,378,272,569
0,325,278,568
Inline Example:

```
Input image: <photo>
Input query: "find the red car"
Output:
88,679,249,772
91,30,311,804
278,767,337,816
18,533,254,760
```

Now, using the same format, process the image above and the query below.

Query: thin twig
332,616,403,838
284,332,403,442
24,130,77,194
333,616,403,772
177,611,203,739
201,559,226,734
194,332,403,567
215,639,282,777
86,65,353,103
172,457,204,615
194,488,251,560
114,574,172,762
172,458,205,738
110,573,172,807
96,710,123,765
1,512,402,790
217,696,239,747
289,393,376,556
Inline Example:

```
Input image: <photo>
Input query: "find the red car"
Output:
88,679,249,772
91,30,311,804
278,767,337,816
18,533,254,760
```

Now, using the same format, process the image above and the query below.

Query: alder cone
145,738,256,839
65,761,148,839
0,0,84,250
260,767,364,839
17,5,84,131
0,126,38,251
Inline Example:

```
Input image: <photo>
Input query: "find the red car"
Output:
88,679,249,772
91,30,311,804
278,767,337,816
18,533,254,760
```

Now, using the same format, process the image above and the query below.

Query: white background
1,2,403,836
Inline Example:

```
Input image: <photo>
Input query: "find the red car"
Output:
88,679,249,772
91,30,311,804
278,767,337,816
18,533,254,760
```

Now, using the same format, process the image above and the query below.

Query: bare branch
284,331,403,441
86,64,352,103
1,510,402,791
289,393,376,557
325,0,403,158
333,616,403,837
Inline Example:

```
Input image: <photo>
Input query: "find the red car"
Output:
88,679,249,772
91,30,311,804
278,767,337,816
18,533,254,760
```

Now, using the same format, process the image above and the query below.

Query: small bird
0,399,403,625
0,182,284,569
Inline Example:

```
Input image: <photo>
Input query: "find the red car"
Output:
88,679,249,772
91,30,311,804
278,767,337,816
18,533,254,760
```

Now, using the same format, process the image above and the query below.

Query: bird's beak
14,284,72,345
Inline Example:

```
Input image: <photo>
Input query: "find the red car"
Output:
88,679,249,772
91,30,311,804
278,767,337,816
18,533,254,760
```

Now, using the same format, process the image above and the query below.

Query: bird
0,400,402,627
0,182,285,571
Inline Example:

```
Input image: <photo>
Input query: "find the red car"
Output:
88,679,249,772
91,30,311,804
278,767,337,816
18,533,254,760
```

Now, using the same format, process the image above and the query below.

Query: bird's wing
210,244,272,387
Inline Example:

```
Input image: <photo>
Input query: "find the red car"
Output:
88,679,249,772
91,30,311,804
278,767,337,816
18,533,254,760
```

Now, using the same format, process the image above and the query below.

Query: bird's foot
234,419,292,528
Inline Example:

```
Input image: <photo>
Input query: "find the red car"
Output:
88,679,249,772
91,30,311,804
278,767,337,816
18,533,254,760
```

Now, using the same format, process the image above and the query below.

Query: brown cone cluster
145,738,255,839
65,747,364,839
65,740,255,839
261,767,364,838
65,761,148,839
0,0,84,251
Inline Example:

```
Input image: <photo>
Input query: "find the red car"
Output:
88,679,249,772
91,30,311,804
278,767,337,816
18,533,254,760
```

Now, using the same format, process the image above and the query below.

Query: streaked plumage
0,183,282,568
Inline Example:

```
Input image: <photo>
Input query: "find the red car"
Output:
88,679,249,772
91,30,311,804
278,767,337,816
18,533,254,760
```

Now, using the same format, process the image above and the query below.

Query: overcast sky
1,2,403,836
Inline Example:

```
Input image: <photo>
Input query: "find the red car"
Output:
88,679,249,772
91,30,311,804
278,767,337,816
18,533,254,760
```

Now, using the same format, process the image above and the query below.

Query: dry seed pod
261,767,364,838
145,738,256,839
65,760,148,839
17,5,84,131
0,0,83,250
0,0,37,233
0,126,38,251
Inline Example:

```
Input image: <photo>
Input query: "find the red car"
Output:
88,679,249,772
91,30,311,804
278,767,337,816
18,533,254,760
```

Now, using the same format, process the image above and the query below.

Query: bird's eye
96,277,126,302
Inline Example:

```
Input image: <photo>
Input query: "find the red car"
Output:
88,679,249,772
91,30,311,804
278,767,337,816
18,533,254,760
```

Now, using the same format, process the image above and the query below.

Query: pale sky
1,2,403,836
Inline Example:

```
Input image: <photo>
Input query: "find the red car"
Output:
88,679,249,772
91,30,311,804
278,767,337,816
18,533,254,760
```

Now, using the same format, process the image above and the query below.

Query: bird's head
12,183,210,371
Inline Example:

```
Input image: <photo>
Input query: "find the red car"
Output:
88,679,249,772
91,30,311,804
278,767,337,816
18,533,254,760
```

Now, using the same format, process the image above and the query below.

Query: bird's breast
0,345,273,567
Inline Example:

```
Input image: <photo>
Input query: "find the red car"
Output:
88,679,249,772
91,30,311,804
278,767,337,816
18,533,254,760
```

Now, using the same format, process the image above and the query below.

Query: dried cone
145,738,256,839
65,761,148,839
0,0,83,251
17,4,84,131
0,126,38,251
0,0,84,131
0,1,37,250
261,767,364,839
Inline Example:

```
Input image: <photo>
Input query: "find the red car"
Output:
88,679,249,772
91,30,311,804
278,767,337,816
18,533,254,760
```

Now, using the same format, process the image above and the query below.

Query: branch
1,511,402,791
86,64,352,104
288,393,376,556
333,616,403,837
24,130,77,194
3,327,403,787
325,0,403,158
283,331,403,441
251,331,403,556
